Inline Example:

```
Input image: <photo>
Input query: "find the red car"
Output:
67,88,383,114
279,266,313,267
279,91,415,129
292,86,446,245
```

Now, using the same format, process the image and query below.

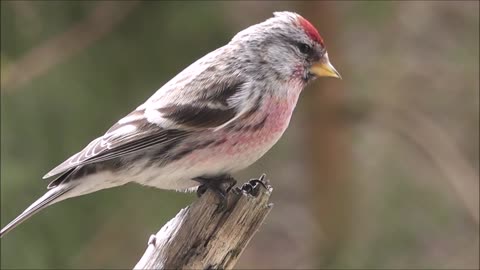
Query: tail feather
0,185,72,238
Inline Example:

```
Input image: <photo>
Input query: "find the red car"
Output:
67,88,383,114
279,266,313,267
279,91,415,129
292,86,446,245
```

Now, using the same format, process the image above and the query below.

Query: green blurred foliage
1,1,479,269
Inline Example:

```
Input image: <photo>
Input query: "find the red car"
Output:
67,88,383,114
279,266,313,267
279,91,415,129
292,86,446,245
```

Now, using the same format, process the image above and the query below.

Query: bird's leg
193,174,237,211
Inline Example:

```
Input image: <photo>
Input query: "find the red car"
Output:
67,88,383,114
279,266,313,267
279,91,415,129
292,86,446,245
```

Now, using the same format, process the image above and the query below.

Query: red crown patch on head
297,16,324,47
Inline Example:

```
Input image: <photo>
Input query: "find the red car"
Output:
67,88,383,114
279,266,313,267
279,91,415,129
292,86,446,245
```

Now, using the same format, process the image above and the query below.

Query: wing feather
43,84,255,179
43,49,260,179
43,117,190,178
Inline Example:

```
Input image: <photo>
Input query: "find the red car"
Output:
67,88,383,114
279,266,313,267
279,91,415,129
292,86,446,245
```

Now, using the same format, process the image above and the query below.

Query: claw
248,179,267,190
196,184,208,197
226,179,237,193
241,173,268,196
193,174,237,212
232,186,242,195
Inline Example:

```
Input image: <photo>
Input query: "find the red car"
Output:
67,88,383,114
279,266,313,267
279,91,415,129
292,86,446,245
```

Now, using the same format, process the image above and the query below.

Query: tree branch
134,180,273,270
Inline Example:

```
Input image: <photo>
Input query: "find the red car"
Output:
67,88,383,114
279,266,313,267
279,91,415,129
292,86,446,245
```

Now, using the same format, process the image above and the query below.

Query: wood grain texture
134,182,273,270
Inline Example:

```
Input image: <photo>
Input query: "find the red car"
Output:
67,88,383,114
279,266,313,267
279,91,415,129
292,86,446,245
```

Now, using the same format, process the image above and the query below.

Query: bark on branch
134,179,273,270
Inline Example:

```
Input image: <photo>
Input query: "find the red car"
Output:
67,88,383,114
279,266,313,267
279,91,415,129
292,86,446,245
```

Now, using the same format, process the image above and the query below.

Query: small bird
1,11,340,237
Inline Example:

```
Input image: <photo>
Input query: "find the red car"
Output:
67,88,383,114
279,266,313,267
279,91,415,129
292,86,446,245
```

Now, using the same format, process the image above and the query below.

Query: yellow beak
309,52,341,79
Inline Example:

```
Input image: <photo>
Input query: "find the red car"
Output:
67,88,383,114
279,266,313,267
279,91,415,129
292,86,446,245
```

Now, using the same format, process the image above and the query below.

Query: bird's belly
137,98,296,191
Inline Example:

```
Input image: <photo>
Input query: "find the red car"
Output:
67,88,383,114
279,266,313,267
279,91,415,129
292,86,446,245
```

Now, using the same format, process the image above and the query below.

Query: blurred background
1,1,478,269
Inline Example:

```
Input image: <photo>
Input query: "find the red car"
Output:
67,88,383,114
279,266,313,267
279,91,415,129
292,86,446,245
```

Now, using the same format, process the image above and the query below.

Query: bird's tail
0,184,73,238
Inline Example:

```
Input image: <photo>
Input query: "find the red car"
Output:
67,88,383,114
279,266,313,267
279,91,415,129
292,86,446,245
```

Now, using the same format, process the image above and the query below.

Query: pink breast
220,98,295,156
177,95,299,174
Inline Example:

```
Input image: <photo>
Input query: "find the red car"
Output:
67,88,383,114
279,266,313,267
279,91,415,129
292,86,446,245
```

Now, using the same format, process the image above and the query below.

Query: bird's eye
298,43,312,55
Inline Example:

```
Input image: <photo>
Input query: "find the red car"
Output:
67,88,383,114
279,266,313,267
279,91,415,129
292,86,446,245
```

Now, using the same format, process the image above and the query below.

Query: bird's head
230,11,341,84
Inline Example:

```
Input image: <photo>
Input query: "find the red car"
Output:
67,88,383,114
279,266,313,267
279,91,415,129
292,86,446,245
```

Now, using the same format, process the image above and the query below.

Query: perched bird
1,11,340,237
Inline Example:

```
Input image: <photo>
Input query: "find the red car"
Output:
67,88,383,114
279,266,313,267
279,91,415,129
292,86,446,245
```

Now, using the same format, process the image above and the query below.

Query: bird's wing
42,117,190,179
43,57,259,179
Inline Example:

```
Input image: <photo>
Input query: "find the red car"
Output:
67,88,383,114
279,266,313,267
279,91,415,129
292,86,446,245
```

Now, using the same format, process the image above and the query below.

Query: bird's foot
234,173,268,197
193,174,237,211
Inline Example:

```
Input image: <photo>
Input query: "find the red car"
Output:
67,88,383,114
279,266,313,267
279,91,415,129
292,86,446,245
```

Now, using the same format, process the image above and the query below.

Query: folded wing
43,77,255,179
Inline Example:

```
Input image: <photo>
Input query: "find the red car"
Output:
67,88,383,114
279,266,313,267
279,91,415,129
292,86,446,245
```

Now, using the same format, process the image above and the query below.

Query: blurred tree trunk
297,2,353,266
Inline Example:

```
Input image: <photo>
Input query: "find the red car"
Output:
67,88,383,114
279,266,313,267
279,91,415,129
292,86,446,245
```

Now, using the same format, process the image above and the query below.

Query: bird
0,11,340,237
